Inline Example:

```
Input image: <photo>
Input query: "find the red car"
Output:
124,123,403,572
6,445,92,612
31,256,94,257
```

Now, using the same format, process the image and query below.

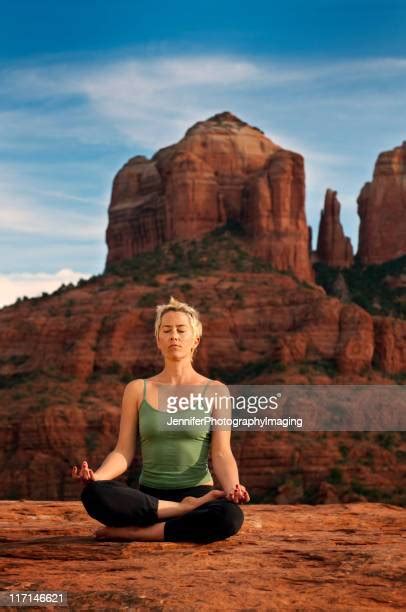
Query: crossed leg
94,488,226,541
80,480,244,543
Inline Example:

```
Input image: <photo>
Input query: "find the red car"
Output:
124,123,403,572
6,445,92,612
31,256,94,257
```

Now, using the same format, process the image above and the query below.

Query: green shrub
396,450,406,462
103,221,307,284
31,397,50,413
112,279,126,288
0,354,30,367
105,361,122,375
390,372,406,384
272,361,287,373
0,371,38,389
351,480,393,503
375,432,396,450
350,431,364,440
327,467,343,484
314,255,406,319
85,431,99,452
360,450,374,466
339,444,349,459
311,359,338,376
209,358,272,384
137,292,158,307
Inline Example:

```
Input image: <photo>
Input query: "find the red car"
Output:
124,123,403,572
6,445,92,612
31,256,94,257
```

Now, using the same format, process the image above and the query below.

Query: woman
72,296,249,544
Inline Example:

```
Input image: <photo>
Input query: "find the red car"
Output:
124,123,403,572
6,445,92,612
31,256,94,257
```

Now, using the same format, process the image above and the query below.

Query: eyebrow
162,324,187,327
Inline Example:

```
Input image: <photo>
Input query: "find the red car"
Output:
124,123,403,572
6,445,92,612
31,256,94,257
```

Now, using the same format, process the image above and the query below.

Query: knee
80,481,104,507
80,481,116,526
215,502,245,539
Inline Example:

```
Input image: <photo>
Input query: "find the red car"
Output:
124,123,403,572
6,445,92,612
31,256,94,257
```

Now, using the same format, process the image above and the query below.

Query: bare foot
179,489,225,513
95,526,116,540
95,526,142,541
94,522,165,542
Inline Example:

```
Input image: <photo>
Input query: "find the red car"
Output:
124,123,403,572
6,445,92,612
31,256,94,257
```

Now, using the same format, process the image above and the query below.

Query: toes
209,490,226,499
182,496,195,504
95,527,108,539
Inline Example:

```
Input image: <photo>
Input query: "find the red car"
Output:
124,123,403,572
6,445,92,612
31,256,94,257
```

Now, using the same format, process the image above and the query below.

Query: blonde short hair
155,296,202,362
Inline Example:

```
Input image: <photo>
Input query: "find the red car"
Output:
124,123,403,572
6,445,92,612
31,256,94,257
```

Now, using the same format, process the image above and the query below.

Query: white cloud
30,189,105,206
0,166,107,238
3,54,406,99
2,53,406,150
0,50,404,266
0,189,106,238
0,268,92,309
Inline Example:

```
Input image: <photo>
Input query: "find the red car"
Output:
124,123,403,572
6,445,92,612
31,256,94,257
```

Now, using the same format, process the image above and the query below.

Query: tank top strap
201,379,210,396
143,379,147,400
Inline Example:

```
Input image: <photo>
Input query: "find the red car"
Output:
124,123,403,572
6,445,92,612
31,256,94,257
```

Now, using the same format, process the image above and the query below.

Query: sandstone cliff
106,111,314,282
316,189,353,268
0,230,405,503
1,119,406,507
357,140,406,265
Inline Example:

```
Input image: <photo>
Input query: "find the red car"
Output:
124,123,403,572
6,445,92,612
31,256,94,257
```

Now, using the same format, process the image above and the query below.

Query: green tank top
138,379,213,489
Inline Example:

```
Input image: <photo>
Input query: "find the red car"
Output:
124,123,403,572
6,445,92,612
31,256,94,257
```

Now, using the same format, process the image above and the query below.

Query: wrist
223,482,240,494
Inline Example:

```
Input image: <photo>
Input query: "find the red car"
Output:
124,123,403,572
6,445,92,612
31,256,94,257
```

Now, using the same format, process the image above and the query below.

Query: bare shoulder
206,379,230,394
123,379,144,408
125,378,144,392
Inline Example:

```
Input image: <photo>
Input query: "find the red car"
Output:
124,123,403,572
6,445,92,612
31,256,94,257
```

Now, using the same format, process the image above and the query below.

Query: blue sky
0,0,405,307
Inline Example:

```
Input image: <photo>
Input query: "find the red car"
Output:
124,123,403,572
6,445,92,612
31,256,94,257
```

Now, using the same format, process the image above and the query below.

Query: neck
158,360,197,384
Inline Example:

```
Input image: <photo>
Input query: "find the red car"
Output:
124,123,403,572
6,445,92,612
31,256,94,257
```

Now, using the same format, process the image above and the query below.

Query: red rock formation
0,500,404,610
316,189,354,267
336,303,374,374
241,149,313,281
357,141,406,264
0,266,405,501
106,111,314,282
373,315,406,373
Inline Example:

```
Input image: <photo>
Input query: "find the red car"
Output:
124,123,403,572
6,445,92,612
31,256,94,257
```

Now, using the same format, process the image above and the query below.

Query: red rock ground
0,500,404,611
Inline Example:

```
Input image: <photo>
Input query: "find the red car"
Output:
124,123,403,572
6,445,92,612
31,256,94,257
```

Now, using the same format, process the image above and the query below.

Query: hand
71,460,97,486
225,483,250,504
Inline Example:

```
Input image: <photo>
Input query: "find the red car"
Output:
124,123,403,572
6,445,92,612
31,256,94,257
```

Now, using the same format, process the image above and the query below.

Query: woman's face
157,311,199,360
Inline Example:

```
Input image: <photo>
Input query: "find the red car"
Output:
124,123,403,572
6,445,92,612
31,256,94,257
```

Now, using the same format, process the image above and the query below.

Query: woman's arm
209,382,249,503
211,429,240,492
93,380,140,481
93,449,130,481
211,431,249,503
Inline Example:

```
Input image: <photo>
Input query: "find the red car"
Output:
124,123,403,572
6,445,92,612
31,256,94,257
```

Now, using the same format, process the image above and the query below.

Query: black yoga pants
80,480,244,544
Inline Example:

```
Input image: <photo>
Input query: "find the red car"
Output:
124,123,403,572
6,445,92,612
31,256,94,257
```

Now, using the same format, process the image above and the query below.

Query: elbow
115,447,134,467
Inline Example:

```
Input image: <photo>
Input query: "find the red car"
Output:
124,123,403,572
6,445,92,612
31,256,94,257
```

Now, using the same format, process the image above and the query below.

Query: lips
169,344,181,348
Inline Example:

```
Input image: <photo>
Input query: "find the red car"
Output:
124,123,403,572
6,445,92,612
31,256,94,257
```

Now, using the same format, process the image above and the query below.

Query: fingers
71,461,94,483
80,460,90,480
227,484,250,504
226,484,240,503
238,485,250,503
237,484,249,502
234,484,242,503
71,465,81,480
